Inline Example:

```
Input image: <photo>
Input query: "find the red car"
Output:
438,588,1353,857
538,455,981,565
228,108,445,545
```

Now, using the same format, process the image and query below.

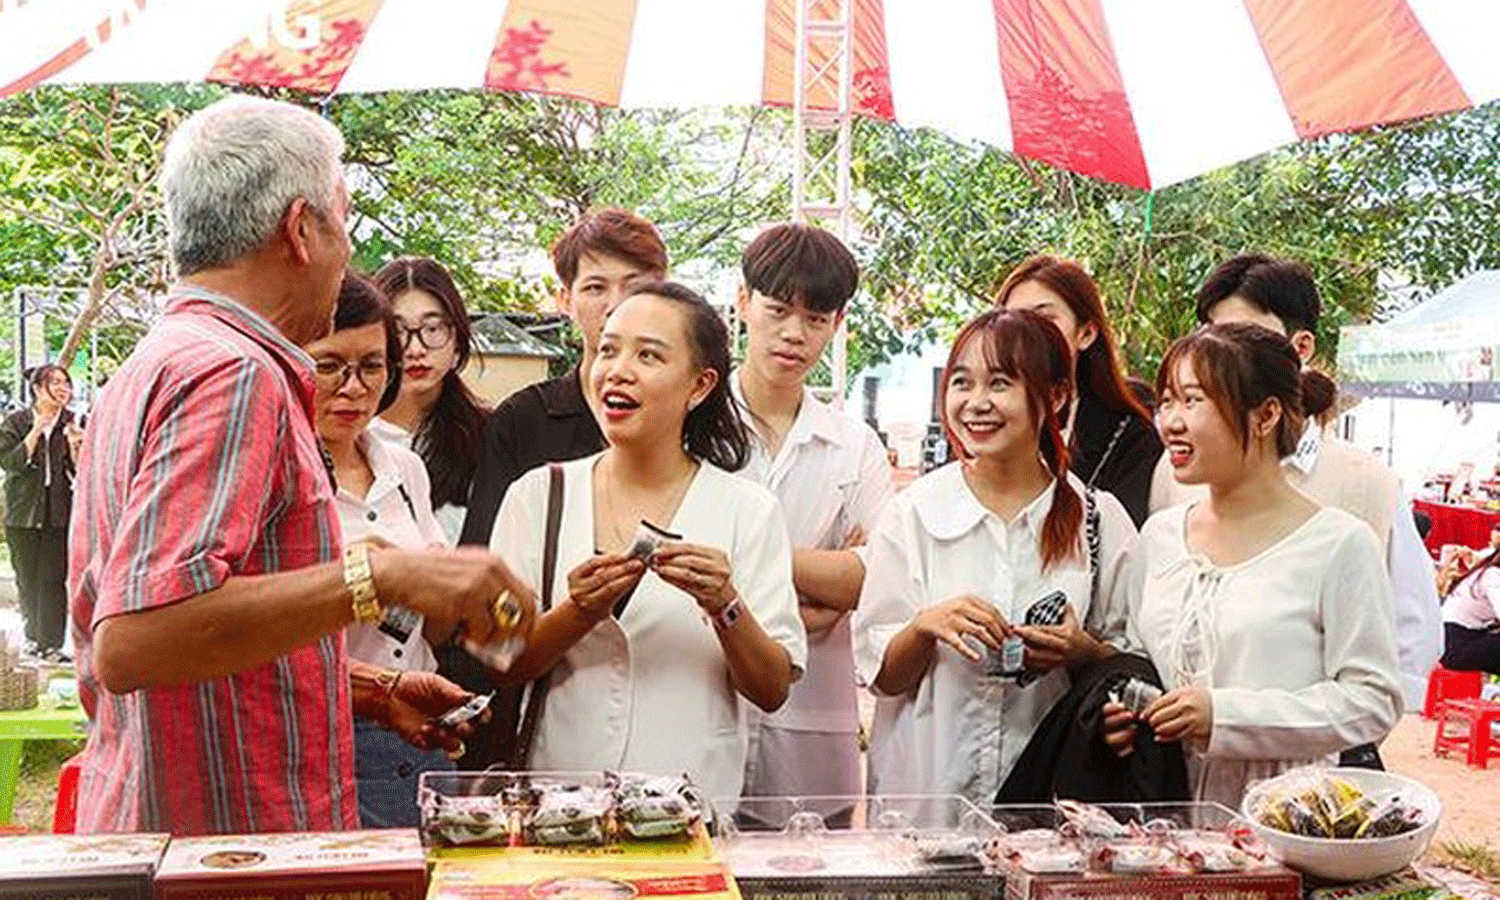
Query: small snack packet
527,783,613,846
1112,677,1163,715
629,520,682,564
611,773,700,840
430,795,511,846
434,691,495,729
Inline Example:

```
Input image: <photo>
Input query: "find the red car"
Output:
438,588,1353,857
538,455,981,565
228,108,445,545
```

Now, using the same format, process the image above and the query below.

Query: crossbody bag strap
1086,485,1101,602
512,462,564,767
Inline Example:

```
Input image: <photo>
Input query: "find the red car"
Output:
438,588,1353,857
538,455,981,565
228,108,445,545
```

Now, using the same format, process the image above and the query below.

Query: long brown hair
995,256,1150,428
373,256,488,510
940,309,1082,571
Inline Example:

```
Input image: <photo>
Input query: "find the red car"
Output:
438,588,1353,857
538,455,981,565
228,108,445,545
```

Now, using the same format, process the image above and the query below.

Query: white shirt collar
339,428,408,506
913,462,1058,541
730,367,849,453
1284,419,1323,475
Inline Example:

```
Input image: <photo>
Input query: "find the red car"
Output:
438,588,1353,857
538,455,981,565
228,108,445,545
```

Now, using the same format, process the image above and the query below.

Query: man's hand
384,671,484,753
370,547,537,646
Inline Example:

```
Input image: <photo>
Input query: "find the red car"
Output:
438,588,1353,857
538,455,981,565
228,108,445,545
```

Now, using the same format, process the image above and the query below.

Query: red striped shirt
67,287,356,835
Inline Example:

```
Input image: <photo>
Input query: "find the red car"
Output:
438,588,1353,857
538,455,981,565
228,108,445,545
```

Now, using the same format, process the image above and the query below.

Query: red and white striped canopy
5,0,1499,189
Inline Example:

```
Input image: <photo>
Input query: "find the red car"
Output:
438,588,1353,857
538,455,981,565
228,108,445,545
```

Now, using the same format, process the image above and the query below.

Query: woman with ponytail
853,309,1138,804
1104,323,1401,806
374,257,489,543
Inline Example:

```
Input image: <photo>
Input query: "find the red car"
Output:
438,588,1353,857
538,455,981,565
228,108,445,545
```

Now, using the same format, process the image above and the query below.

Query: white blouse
733,374,895,733
1444,565,1500,631
491,454,807,801
1130,505,1403,808
370,416,464,545
853,463,1138,806
338,431,448,673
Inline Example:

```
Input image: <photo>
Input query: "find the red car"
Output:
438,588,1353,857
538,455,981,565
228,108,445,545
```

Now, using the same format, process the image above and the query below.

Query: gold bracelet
343,542,381,624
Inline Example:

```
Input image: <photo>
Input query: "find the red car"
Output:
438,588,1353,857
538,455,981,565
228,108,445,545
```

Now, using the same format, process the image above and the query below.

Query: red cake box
153,829,426,900
0,833,170,900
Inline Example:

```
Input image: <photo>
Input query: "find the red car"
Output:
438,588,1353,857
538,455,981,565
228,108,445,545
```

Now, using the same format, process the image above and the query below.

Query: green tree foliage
850,103,1500,380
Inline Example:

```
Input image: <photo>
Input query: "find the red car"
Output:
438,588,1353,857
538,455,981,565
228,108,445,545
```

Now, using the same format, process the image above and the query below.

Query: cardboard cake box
0,833,170,900
427,856,742,900
152,828,426,900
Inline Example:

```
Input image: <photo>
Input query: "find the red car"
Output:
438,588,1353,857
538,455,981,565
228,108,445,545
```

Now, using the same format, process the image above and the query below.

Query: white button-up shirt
1129,505,1403,808
854,463,1138,806
732,373,894,734
491,454,807,801
369,416,464,545
338,431,448,674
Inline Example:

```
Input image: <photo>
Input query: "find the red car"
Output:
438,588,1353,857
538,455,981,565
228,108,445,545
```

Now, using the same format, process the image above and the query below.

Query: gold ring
445,740,467,761
492,591,522,631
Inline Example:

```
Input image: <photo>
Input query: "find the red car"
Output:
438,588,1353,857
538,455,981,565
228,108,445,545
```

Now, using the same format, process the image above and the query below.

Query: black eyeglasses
400,319,454,350
313,358,390,392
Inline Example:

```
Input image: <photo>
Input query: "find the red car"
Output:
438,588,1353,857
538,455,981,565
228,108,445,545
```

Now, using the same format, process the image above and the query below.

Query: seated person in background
1441,539,1500,677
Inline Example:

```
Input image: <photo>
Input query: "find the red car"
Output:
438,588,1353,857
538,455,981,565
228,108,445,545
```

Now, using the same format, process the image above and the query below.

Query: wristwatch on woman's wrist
710,596,743,630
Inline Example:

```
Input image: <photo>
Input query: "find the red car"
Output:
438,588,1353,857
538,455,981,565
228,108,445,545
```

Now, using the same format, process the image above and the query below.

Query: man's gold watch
343,541,381,624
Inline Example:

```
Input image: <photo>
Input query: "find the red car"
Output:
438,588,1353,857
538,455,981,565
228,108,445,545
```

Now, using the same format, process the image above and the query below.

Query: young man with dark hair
732,224,893,810
459,208,668,546
1151,253,1441,717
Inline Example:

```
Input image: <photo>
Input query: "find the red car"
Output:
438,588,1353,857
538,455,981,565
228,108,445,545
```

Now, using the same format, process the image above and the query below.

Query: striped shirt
67,287,356,835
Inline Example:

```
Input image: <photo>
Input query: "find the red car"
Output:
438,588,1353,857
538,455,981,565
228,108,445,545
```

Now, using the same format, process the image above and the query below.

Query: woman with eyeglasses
307,272,483,827
373,257,489,544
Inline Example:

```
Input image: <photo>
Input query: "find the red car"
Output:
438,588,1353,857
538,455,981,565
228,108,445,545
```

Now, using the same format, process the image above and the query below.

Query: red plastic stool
1423,665,1483,719
1432,698,1500,769
51,753,82,834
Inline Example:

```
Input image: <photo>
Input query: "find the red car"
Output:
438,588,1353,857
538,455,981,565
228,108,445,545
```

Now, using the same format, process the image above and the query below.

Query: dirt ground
1382,712,1500,857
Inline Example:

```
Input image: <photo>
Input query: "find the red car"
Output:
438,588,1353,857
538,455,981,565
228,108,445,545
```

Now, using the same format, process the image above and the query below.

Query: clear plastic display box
712,794,1005,900
417,770,716,861
989,802,1301,900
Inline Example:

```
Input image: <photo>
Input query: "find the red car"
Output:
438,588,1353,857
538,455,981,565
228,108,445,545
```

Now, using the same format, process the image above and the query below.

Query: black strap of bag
504,462,564,769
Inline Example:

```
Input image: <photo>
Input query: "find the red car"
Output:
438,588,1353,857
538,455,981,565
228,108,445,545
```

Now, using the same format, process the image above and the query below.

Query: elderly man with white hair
67,95,535,836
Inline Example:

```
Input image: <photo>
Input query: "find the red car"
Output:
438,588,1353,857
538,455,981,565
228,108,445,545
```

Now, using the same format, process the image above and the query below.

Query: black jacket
1071,390,1162,528
458,367,605,547
0,407,76,530
996,653,1191,804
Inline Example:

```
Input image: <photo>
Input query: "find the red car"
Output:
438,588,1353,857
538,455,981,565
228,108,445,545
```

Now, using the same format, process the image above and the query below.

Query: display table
1412,498,1500,557
0,696,87,824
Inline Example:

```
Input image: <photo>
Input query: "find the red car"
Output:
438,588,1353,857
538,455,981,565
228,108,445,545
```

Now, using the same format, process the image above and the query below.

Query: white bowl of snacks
1241,767,1440,883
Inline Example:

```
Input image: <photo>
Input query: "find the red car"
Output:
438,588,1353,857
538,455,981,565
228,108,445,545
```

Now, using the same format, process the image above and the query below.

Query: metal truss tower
792,0,854,406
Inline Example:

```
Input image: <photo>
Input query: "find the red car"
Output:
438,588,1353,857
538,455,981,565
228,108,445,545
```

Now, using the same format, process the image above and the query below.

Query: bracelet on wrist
710,596,744,630
343,542,381,624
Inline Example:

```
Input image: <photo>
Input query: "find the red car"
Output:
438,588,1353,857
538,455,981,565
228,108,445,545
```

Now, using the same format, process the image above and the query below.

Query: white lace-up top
1129,505,1403,808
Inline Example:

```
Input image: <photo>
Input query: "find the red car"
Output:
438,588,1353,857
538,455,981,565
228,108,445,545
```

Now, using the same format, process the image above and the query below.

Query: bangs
1155,329,1254,448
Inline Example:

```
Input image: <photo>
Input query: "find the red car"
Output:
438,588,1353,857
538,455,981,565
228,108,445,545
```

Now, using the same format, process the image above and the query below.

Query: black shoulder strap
511,463,564,768
1086,485,1102,601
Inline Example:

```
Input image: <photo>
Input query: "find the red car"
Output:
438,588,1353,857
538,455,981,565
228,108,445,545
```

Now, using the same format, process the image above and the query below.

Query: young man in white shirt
1149,254,1442,717
733,224,895,811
